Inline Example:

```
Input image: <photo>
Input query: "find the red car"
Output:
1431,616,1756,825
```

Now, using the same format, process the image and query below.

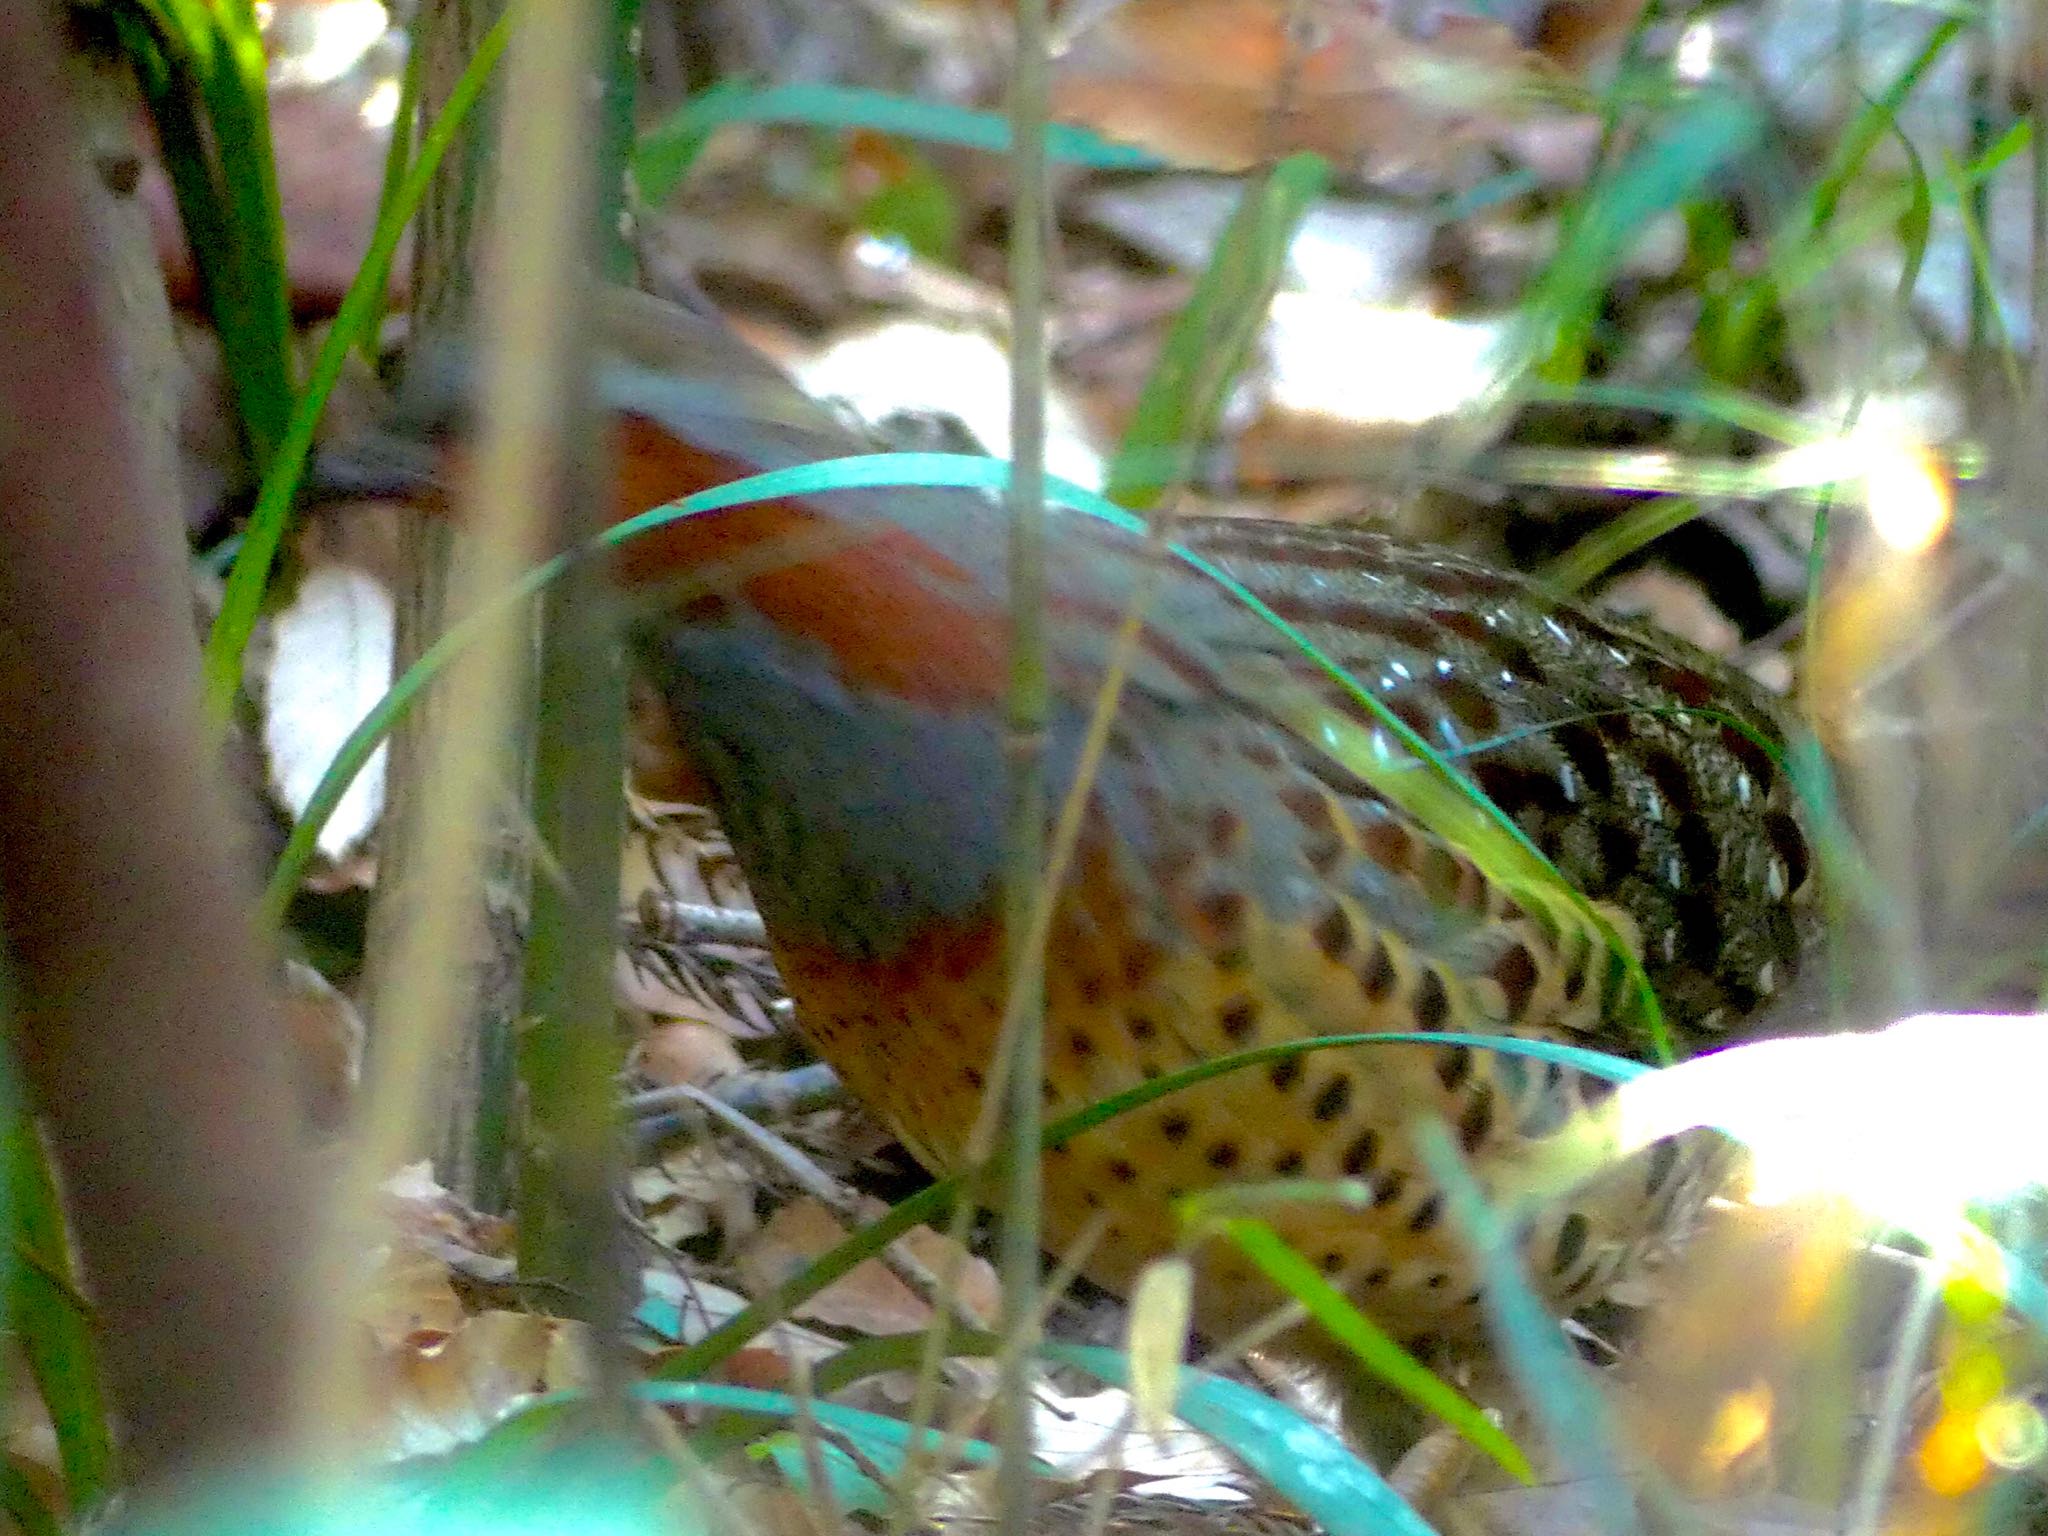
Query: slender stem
998,0,1054,1523
508,0,637,1418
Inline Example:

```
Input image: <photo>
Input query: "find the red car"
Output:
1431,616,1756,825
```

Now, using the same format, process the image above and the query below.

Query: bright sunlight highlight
1611,1013,2048,1239
1771,419,1952,553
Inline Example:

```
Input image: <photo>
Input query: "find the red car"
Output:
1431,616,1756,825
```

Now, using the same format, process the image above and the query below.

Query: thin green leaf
1795,17,1965,242
5,1122,114,1509
203,9,517,725
1107,152,1328,509
1890,118,1932,306
269,438,1675,1064
1540,495,1700,594
1206,1216,1535,1483
1414,1122,1635,1534
1522,379,1818,446
1044,1342,1436,1536
497,1382,1005,1468
632,81,1159,206
1942,147,2024,401
0,1461,62,1536
1512,90,1764,392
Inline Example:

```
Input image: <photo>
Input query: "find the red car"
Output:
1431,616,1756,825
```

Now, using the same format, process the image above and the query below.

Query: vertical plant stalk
512,0,636,1383
360,0,525,1207
298,0,607,1456
0,1,305,1488
2031,6,2048,404
999,0,1054,1525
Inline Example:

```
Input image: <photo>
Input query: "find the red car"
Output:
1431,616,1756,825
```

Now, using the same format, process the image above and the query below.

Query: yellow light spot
1920,1406,1989,1498
1864,438,1952,554
1940,1343,2004,1413
1699,1383,1773,1476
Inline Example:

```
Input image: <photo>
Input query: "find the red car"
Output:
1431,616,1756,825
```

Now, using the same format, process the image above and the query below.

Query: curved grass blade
1200,1214,1534,1483
1539,495,1700,594
1044,1341,1437,1536
201,9,517,726
1107,152,1327,510
793,1327,1438,1533
1509,91,1764,394
266,445,1674,1059
486,1381,1004,1469
1415,1121,1634,1534
633,82,1159,207
1523,379,1817,446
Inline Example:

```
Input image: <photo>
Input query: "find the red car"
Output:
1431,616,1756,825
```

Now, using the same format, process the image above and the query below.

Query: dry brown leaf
737,1197,999,1334
282,958,363,1130
379,1310,559,1460
1051,0,1571,174
634,1141,760,1248
633,1020,747,1089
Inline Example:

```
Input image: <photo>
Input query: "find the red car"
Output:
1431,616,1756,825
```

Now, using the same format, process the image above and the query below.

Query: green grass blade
1513,90,1764,391
267,449,1680,1072
1794,16,1965,244
1539,495,1700,593
1106,152,1328,510
195,13,295,467
202,9,517,726
647,1028,1638,1386
1207,1215,1535,1482
5,1121,114,1510
1415,1121,1635,1533
0,1462,62,1536
632,81,1160,206
1522,379,1818,446
1943,146,2024,400
1044,1342,1435,1536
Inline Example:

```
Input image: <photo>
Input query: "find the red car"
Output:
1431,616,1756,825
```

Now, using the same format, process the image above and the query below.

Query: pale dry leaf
1052,0,1567,174
1028,1379,1244,1498
1126,1257,1195,1438
638,1268,845,1373
261,560,394,860
379,1310,558,1460
736,1197,998,1334
636,1141,759,1248
633,1021,746,1090
282,957,364,1129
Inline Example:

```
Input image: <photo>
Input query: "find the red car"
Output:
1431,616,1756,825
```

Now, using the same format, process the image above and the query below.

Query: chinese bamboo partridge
392,290,1816,1439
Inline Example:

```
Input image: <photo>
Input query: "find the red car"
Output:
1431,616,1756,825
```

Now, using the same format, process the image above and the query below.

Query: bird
350,287,1817,1449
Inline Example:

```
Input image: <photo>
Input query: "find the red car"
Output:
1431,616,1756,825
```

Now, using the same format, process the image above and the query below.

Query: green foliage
1108,152,1329,509
107,0,294,468
1193,1212,1535,1482
200,11,515,726
5,1119,114,1515
631,81,1161,208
